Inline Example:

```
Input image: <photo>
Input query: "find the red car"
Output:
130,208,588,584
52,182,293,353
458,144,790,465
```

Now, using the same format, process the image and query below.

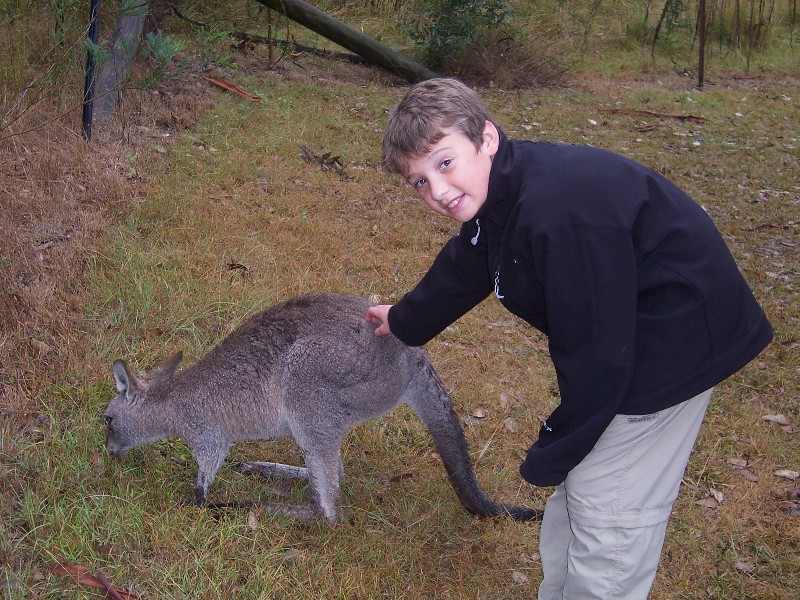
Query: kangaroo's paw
206,500,256,511
238,461,310,481
260,500,339,524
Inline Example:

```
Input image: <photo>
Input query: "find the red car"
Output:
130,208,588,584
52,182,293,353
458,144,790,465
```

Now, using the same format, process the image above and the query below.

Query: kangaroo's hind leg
249,442,344,523
296,440,345,523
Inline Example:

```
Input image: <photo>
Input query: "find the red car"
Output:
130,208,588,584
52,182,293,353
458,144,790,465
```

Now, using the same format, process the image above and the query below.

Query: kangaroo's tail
405,353,542,522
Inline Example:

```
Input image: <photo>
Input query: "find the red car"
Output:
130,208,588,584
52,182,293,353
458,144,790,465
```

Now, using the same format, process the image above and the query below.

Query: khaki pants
538,388,713,600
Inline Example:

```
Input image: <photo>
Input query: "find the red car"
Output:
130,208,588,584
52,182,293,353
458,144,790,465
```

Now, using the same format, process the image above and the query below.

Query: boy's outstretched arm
366,305,393,336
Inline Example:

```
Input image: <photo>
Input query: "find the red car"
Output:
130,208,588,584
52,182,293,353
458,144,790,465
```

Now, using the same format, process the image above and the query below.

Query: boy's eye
439,159,452,170
413,178,427,189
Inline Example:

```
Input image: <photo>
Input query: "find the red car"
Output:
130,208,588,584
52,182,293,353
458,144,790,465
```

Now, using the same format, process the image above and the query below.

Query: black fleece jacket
387,132,772,487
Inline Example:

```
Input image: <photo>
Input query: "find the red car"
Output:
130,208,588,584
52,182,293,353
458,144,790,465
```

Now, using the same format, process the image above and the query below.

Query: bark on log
254,0,436,83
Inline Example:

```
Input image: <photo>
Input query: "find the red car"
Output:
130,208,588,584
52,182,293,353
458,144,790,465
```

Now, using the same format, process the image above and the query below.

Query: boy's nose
429,177,449,202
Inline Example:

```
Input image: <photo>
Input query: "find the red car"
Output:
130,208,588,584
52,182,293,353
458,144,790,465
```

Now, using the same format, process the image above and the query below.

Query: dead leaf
97,571,126,600
511,570,530,585
696,498,719,509
202,76,261,101
774,469,799,481
281,548,305,562
736,468,760,483
778,501,799,516
763,414,792,426
710,488,724,504
51,562,138,599
29,338,53,356
727,457,748,468
733,560,755,574
504,417,518,433
728,458,759,482
472,408,488,419
246,510,258,530
226,261,254,275
499,391,510,411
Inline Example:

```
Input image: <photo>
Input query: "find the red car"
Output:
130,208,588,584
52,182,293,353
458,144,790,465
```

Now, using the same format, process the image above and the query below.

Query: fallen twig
601,108,705,123
740,223,796,232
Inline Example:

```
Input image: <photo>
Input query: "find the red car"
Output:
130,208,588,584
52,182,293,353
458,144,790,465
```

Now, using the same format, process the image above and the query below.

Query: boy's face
403,121,499,223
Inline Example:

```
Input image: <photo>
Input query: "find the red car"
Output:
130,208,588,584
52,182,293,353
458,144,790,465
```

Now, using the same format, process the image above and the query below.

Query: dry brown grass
1,117,114,419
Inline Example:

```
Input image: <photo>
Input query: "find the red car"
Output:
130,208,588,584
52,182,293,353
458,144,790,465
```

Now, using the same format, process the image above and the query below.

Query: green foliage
119,0,150,18
197,26,233,47
82,38,109,67
405,0,517,68
134,30,188,90
144,30,186,66
195,26,237,70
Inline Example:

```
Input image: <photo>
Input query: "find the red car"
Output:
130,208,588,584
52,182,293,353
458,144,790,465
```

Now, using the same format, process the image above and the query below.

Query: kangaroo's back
199,292,407,377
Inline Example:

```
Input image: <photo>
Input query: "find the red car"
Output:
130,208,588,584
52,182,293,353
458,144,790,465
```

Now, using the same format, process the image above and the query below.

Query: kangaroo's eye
104,415,113,427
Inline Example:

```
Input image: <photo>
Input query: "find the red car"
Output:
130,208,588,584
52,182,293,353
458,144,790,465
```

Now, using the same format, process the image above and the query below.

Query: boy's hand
366,304,393,336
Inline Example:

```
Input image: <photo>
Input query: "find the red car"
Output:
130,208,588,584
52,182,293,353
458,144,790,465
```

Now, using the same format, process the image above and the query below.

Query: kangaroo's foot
260,500,340,524
206,499,256,511
238,461,310,481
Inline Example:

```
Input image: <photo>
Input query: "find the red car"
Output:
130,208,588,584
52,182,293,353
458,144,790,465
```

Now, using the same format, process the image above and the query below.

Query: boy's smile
404,122,499,223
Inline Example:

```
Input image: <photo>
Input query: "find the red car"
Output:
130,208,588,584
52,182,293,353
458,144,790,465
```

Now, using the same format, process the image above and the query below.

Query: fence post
82,0,102,140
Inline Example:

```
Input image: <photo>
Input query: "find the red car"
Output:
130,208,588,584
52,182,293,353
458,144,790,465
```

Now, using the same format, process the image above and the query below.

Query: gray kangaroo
104,292,541,523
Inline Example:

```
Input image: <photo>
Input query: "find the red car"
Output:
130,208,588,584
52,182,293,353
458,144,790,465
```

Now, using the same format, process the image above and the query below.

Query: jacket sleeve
388,222,493,347
519,226,638,487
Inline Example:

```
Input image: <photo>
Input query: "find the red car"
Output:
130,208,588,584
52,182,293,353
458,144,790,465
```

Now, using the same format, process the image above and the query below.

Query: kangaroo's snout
104,416,129,459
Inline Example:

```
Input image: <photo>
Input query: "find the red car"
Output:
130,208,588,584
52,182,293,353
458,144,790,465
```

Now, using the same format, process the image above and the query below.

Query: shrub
405,0,516,69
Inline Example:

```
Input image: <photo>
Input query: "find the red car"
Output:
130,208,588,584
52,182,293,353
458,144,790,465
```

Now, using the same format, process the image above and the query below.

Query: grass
1,2,799,599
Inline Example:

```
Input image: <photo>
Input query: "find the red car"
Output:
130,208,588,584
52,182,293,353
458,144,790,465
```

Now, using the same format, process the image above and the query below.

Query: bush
405,0,516,69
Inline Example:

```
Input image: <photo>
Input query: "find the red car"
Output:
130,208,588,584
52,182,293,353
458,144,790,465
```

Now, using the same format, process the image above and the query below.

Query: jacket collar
475,129,520,226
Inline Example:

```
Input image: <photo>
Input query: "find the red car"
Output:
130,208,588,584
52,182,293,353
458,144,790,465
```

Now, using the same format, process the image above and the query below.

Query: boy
365,78,772,599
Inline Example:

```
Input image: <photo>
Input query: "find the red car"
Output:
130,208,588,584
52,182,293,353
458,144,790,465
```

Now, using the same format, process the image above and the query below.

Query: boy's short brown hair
381,78,496,176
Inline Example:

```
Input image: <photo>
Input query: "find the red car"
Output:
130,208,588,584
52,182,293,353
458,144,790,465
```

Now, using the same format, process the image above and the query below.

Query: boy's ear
482,121,500,155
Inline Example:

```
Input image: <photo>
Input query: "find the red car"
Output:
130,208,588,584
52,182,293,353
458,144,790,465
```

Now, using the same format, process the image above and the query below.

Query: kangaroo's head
104,352,183,458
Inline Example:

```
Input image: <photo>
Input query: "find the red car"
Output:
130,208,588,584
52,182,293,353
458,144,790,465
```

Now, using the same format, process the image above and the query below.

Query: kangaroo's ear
151,351,183,383
112,359,135,400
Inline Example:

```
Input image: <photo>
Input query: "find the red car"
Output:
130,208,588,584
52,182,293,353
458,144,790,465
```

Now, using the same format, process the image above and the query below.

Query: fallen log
253,0,436,83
